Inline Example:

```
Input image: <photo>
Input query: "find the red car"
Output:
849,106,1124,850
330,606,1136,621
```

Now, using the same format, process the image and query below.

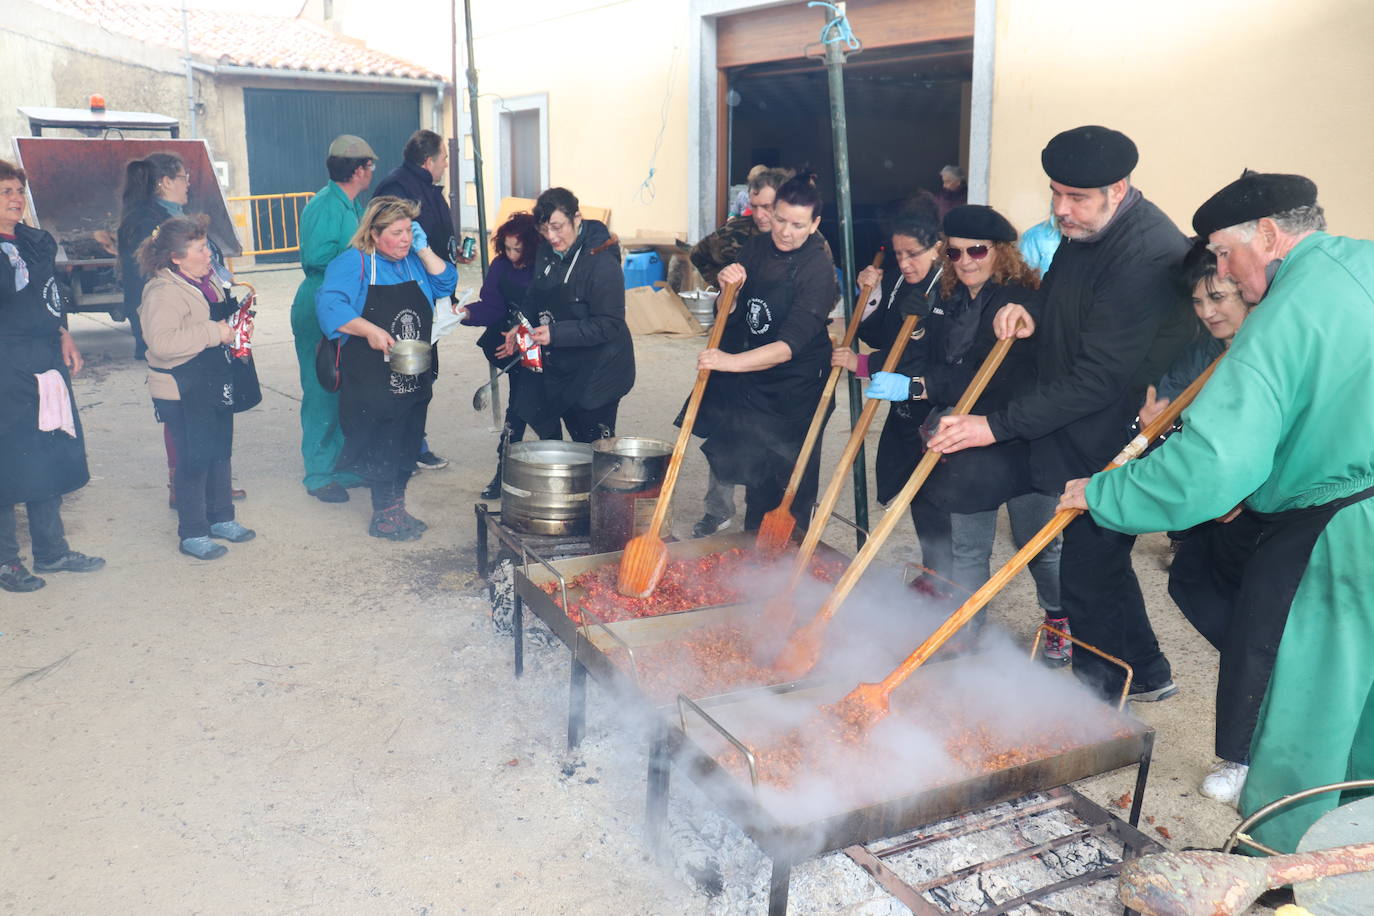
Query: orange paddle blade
772,618,825,681
615,532,669,599
754,505,797,557
826,681,891,735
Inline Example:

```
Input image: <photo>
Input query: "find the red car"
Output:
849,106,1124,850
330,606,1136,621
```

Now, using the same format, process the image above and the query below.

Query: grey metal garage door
243,87,421,262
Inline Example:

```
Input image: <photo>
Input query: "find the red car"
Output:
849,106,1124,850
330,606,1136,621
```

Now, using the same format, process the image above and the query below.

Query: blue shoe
209,521,256,543
180,536,228,560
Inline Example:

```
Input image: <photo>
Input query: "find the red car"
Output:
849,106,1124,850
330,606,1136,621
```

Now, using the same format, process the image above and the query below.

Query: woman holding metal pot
137,216,256,560
316,197,456,541
694,173,837,531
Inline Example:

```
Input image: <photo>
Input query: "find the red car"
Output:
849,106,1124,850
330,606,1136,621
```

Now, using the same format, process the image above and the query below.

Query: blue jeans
949,491,1062,614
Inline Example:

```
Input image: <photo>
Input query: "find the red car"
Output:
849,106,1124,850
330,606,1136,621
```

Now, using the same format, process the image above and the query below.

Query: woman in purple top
458,212,541,499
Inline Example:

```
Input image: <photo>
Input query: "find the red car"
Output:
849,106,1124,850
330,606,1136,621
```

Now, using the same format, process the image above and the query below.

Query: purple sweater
462,255,533,327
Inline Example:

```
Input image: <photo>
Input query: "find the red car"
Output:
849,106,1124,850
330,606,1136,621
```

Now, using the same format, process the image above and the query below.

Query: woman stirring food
694,173,837,532
316,197,456,541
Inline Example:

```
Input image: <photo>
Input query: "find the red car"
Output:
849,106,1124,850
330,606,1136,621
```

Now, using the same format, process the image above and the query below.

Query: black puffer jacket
374,161,456,264
517,219,634,417
117,198,166,314
986,191,1191,492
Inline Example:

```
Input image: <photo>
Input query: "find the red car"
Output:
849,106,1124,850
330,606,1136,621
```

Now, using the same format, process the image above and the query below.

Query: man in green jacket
1059,171,1374,853
291,135,375,502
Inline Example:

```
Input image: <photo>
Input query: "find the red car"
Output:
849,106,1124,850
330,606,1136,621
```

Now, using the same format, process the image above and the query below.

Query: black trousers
158,400,234,539
739,439,823,532
530,400,619,445
0,496,70,565
1061,512,1171,700
360,399,429,511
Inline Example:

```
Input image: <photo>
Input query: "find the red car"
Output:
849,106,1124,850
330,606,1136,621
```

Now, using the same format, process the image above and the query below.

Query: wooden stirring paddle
1119,843,1374,916
760,268,945,633
771,331,1020,679
829,352,1224,724
616,281,741,598
755,249,886,557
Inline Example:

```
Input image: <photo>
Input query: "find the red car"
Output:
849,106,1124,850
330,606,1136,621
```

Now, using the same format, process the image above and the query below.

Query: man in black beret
928,125,1194,703
1057,171,1374,852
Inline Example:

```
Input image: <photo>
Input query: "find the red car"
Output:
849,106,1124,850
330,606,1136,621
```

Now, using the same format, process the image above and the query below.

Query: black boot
481,467,502,501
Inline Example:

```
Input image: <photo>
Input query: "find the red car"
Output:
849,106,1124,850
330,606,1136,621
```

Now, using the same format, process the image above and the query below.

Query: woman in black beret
867,204,1064,657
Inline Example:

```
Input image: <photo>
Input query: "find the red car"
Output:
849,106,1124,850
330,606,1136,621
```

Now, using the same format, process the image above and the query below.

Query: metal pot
679,288,719,331
590,436,673,553
502,440,594,536
388,339,432,375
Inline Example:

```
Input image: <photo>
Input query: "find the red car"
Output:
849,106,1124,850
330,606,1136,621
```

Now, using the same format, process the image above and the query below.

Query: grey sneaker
0,561,45,592
209,521,256,543
180,536,228,560
33,550,106,573
1128,680,1180,703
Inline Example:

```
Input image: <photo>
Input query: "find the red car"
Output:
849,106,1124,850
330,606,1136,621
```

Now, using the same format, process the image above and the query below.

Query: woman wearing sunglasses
866,205,1065,660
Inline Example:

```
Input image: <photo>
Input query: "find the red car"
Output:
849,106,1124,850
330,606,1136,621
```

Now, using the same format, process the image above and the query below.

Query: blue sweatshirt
316,247,458,341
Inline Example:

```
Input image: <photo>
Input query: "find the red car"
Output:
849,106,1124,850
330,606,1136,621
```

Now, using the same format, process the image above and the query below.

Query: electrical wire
807,0,861,50
634,44,680,205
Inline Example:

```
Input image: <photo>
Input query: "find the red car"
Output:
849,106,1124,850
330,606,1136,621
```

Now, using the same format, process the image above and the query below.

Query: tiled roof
37,0,444,81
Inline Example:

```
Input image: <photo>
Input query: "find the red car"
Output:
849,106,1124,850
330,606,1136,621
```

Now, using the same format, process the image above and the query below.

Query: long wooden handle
876,352,1225,698
786,310,923,585
775,251,886,504
1265,841,1374,888
808,334,1019,627
647,281,740,537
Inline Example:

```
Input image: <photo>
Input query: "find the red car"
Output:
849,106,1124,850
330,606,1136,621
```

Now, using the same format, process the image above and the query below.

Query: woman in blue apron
694,174,837,531
0,159,103,593
316,198,457,541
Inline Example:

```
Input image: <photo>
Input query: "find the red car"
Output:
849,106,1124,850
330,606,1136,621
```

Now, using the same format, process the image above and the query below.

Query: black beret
1041,125,1138,188
943,205,1017,242
1191,170,1319,237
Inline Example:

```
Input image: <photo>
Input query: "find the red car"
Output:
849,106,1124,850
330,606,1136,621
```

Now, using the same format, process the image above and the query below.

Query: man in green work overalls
290,135,375,502
1059,171,1374,853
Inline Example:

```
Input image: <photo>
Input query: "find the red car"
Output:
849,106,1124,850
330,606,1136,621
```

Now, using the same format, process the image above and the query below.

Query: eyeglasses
945,244,990,262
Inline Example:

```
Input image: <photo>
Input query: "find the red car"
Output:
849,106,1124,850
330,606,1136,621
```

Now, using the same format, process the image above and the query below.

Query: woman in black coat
868,205,1063,657
694,174,837,531
831,206,945,581
508,187,634,442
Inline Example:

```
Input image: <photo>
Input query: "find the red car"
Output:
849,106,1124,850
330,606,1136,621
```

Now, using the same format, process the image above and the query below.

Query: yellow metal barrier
226,191,315,257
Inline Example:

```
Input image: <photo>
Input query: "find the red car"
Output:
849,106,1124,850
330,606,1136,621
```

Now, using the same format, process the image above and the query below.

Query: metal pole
822,6,868,547
459,0,500,426
180,0,196,137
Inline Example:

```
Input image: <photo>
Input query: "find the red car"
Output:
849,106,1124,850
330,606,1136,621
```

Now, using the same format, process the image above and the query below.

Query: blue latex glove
410,219,429,252
866,371,911,401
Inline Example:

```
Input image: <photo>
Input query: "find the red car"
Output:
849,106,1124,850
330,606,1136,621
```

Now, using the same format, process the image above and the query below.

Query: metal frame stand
643,726,1156,916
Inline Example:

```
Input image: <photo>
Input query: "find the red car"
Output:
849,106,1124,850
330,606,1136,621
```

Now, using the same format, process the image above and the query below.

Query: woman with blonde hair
866,205,1063,660
315,196,456,540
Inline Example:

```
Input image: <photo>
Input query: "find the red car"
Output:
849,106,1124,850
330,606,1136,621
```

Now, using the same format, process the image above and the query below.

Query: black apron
698,257,827,489
513,244,598,425
336,255,434,482
152,345,235,469
1173,485,1374,763
0,230,90,504
866,275,935,504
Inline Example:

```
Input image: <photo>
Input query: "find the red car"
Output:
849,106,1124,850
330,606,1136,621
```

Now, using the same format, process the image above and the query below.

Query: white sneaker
1200,761,1249,806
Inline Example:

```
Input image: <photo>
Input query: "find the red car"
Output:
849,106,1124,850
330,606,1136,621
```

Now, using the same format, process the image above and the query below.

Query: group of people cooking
686,125,1374,859
7,119,1372,858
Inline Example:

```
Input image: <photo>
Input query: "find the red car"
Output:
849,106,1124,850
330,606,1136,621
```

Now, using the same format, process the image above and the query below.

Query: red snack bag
515,318,544,372
229,292,256,359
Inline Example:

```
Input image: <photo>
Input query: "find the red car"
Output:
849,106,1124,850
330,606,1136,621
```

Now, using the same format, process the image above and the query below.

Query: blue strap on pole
807,0,861,51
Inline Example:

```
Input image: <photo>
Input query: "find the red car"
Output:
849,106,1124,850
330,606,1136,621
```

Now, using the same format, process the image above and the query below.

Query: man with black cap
928,125,1192,702
1058,170,1374,853
291,134,376,503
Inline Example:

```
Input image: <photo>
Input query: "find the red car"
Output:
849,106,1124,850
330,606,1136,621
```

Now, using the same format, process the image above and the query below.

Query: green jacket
291,182,363,327
1087,232,1374,853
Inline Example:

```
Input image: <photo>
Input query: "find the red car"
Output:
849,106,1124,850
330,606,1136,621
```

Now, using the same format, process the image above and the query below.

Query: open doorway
723,39,972,266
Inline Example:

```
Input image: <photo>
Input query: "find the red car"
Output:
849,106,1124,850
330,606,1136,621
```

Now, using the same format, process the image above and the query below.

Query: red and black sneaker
369,504,422,541
1042,615,1072,667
